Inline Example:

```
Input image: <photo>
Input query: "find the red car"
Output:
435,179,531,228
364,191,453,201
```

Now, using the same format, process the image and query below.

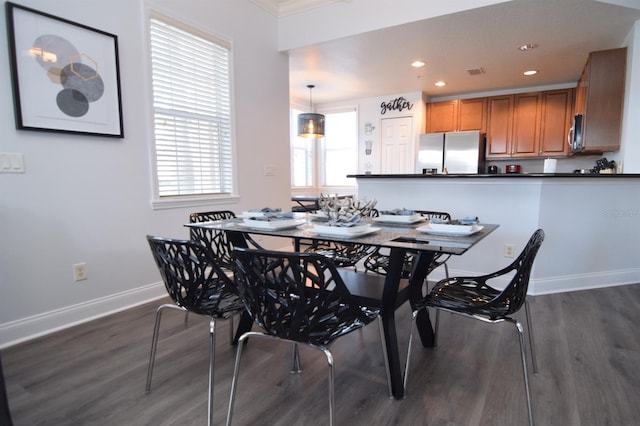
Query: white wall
621,20,640,172
0,0,290,347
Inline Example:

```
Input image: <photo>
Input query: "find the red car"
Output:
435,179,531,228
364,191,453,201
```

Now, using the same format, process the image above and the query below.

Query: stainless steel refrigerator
416,130,486,174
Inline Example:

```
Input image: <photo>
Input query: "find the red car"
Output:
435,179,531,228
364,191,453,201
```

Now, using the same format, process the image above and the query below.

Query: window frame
147,10,239,210
290,104,359,193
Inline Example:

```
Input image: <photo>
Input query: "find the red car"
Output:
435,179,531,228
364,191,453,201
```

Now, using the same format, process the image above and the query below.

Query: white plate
239,219,305,230
417,223,484,236
310,224,380,238
373,214,424,224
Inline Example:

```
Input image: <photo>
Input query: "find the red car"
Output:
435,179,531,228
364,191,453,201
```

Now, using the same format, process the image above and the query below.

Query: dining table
186,215,498,399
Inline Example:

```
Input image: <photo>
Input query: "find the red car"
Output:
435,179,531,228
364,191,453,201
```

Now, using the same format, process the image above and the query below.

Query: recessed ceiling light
434,81,447,87
411,60,425,68
523,70,538,76
519,43,538,51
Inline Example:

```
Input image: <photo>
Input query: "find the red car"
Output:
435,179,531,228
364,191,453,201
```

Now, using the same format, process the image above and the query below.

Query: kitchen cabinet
426,98,486,133
511,92,542,157
486,95,513,157
486,89,574,158
539,89,574,156
573,47,626,153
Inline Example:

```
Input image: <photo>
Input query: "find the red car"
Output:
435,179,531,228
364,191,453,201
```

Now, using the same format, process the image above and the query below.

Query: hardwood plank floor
3,283,640,425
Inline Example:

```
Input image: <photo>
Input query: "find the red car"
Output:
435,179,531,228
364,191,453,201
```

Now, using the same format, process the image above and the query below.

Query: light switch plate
263,164,275,176
0,152,25,173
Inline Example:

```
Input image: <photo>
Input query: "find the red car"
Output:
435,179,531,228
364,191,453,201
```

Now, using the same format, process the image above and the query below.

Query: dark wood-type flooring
3,283,640,425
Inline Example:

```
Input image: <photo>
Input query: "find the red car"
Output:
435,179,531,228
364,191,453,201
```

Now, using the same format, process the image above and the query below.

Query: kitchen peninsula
348,173,640,295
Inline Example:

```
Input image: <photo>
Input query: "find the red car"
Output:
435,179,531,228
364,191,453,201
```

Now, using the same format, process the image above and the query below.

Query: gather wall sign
380,97,413,115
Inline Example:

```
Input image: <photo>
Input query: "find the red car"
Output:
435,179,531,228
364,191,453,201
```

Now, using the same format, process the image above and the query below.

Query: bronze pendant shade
297,113,325,139
297,85,325,139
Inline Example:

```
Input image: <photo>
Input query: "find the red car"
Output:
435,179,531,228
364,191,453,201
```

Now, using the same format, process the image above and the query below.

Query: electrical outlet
504,244,515,258
73,263,87,281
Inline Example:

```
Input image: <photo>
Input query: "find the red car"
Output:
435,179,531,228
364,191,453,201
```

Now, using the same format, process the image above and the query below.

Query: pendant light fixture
297,84,325,139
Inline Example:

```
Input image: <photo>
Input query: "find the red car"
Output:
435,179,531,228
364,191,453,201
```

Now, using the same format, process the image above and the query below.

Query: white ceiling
259,0,640,105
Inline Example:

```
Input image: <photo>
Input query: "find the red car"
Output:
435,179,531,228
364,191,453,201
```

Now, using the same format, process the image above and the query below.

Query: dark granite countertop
348,173,640,179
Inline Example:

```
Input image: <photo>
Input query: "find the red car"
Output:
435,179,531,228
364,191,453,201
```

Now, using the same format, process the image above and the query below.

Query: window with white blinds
290,107,314,187
149,14,234,198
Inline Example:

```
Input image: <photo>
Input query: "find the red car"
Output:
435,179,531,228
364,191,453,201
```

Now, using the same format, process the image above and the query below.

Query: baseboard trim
531,268,640,295
0,282,166,349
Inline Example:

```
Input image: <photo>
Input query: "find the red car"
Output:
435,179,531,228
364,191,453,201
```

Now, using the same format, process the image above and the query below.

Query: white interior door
380,116,413,173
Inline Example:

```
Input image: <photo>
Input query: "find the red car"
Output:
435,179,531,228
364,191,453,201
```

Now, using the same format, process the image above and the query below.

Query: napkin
457,216,479,225
379,208,415,216
429,216,449,224
248,211,294,221
249,207,282,213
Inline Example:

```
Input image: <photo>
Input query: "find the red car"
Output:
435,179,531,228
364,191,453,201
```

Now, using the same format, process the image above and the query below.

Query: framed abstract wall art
5,2,124,137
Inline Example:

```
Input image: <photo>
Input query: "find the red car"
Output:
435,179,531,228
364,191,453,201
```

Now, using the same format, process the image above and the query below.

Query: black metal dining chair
146,235,246,426
364,210,452,279
226,248,386,426
404,229,544,426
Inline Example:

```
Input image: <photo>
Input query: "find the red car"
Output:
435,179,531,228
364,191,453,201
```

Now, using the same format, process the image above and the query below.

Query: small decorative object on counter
506,164,521,174
592,157,616,174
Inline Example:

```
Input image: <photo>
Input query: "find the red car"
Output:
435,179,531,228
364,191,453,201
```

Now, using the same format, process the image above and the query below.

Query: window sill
151,194,240,210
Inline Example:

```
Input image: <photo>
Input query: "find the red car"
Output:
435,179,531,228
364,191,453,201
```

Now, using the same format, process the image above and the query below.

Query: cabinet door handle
567,126,574,148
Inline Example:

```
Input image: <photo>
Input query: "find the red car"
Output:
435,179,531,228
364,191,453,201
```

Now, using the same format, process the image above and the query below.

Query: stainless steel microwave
569,114,583,152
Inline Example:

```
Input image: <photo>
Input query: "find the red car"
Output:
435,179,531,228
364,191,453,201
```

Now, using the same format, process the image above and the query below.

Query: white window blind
149,15,233,197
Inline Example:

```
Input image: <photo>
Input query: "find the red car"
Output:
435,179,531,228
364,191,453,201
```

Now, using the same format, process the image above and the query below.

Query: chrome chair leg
524,299,538,374
226,333,250,426
207,318,216,426
433,308,440,347
508,318,534,426
146,303,187,393
403,310,418,394
377,317,393,398
322,348,336,426
291,343,303,373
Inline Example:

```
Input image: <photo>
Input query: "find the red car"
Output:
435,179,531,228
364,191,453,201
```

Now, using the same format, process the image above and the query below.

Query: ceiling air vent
466,67,485,76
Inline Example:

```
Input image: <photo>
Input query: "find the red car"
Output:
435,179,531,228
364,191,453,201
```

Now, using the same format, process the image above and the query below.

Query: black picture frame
5,2,124,138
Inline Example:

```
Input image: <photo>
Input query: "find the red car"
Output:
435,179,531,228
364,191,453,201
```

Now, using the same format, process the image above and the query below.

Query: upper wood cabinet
486,95,513,157
511,92,542,157
426,98,486,133
540,89,574,156
574,47,626,153
486,89,574,158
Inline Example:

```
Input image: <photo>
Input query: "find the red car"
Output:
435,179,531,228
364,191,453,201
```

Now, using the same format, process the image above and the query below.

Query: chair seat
192,286,245,317
423,278,505,317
